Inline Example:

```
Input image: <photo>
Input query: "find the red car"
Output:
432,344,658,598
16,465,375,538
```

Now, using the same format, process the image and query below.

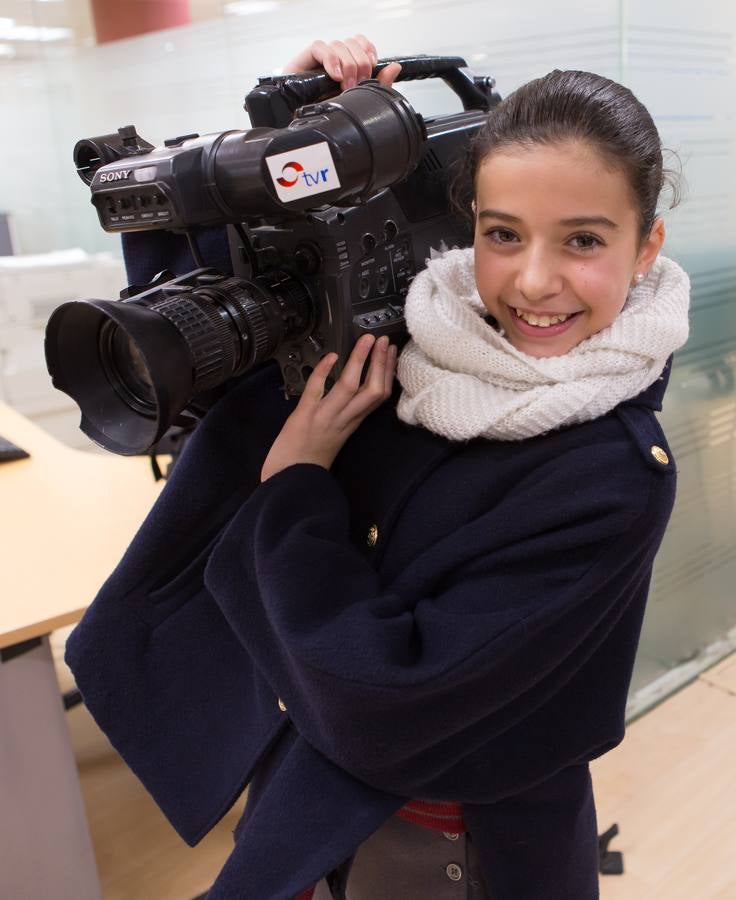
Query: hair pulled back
455,69,681,242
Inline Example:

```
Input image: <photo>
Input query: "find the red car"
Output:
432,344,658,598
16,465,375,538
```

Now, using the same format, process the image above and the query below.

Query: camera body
46,56,501,455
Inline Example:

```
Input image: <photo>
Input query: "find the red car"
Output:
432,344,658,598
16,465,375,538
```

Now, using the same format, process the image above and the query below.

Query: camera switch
294,103,328,118
164,133,200,147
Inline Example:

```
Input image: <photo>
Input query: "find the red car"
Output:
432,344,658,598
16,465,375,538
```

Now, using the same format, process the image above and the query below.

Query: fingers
359,335,398,411
283,36,383,90
323,335,395,423
300,335,396,437
322,38,367,89
353,34,378,67
385,342,399,394
343,36,375,82
301,350,338,404
282,40,326,75
346,335,397,422
358,335,391,407
303,39,343,80
376,61,402,89
331,334,377,397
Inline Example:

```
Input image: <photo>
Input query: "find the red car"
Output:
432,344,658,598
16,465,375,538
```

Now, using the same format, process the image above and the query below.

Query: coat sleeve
203,440,676,798
63,361,298,846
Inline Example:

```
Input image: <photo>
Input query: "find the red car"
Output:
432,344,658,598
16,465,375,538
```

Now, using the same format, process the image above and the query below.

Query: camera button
362,233,377,252
384,219,398,241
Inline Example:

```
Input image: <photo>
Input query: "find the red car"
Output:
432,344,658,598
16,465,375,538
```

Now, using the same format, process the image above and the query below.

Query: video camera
45,56,500,456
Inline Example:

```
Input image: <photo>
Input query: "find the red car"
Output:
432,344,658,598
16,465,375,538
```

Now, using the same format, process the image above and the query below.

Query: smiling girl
66,36,691,900
472,138,665,357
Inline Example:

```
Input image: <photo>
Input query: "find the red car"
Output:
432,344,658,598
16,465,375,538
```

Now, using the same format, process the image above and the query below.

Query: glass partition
0,0,734,703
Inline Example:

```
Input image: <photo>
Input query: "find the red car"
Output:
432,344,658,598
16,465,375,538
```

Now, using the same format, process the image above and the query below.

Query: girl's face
473,140,665,358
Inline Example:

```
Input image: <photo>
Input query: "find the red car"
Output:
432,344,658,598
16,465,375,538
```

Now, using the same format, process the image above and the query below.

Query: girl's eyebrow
478,208,619,229
560,215,619,229
477,209,521,222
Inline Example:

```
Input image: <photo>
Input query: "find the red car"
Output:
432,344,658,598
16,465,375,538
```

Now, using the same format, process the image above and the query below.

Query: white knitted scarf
396,247,690,441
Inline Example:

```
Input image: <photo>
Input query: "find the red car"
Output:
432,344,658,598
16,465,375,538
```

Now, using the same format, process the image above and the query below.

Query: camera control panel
98,188,173,229
352,234,415,337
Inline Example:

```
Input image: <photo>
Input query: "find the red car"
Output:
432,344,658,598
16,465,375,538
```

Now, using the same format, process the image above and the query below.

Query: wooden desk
0,402,165,900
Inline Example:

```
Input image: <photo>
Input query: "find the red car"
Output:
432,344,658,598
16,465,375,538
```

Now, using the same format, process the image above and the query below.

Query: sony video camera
44,55,501,456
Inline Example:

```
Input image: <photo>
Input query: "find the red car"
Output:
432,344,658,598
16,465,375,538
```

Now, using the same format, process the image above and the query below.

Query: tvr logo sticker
266,142,341,203
276,161,303,187
277,161,331,188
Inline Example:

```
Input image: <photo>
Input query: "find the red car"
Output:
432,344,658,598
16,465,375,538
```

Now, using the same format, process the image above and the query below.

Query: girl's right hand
283,35,402,92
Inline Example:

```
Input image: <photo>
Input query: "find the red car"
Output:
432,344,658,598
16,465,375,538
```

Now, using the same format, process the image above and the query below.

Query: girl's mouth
509,306,583,337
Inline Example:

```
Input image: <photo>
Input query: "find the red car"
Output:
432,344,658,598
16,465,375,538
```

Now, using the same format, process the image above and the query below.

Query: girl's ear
636,217,666,276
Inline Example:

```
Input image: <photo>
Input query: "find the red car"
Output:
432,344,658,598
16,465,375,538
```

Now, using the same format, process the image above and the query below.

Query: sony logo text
99,170,132,182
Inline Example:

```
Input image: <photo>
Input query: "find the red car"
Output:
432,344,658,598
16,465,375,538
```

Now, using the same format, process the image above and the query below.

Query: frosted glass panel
0,0,734,701
1,0,624,255
621,1,736,693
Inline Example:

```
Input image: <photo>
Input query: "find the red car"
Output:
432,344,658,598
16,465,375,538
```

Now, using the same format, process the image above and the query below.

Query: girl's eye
569,233,602,251
485,228,519,244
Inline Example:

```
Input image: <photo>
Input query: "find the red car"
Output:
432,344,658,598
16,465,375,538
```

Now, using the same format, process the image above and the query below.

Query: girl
66,34,690,900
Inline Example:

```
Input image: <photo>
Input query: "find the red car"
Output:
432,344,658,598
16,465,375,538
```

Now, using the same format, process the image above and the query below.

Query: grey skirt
311,814,491,900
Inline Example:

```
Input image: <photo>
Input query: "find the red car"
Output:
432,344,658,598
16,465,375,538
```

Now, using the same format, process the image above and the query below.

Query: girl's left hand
283,35,401,92
260,334,398,482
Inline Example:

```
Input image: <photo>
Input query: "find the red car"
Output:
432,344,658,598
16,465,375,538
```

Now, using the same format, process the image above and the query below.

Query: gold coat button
367,524,379,547
277,698,287,713
445,862,463,882
650,445,669,465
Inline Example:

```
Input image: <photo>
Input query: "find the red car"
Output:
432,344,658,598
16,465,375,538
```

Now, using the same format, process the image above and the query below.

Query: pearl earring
633,272,645,285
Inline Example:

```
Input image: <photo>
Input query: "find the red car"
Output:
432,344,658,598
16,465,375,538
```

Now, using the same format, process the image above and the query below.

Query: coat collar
628,355,672,411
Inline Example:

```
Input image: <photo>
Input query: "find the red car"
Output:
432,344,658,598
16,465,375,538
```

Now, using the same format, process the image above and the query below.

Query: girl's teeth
514,309,571,327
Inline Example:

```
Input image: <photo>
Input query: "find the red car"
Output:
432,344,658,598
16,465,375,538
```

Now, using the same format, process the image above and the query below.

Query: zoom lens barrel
45,273,311,455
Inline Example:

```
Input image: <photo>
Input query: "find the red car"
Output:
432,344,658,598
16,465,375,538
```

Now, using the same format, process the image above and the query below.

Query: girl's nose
515,250,563,303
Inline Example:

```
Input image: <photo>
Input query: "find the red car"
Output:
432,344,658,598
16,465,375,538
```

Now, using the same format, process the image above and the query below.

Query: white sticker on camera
265,142,341,203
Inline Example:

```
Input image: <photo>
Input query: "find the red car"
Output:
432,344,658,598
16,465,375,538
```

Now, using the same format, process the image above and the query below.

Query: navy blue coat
66,345,677,899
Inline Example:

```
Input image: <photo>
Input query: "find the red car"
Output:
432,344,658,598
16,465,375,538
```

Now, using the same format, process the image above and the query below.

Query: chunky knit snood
396,248,690,441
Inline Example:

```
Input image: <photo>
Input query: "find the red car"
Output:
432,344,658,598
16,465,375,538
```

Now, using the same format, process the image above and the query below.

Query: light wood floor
66,652,736,900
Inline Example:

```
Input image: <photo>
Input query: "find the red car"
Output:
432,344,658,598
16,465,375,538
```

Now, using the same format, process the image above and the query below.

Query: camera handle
246,55,499,128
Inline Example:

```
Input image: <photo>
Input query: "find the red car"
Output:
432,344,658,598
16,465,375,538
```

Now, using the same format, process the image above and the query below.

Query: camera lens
100,322,157,415
45,272,313,454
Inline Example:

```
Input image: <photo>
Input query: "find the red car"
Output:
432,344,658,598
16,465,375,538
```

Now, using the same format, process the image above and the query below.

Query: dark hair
453,69,682,243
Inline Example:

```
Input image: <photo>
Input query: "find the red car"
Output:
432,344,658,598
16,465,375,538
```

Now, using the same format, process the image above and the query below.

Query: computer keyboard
0,434,30,462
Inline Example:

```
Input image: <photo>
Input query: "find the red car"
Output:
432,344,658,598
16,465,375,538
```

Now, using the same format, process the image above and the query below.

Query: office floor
65,652,736,900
